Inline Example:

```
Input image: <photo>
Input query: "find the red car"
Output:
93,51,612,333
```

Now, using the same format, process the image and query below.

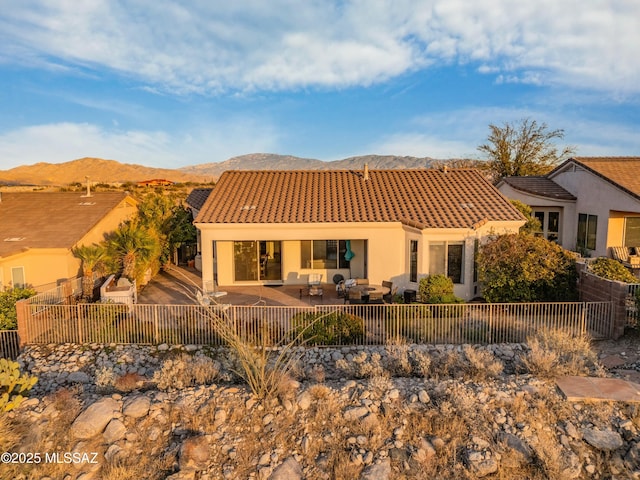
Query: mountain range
0,154,481,186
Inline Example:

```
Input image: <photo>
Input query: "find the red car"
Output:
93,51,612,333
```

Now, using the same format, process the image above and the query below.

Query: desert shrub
0,358,38,412
0,286,36,329
292,312,364,345
384,337,432,377
478,233,578,302
152,353,220,390
522,328,596,378
418,275,464,304
588,257,637,283
462,345,504,380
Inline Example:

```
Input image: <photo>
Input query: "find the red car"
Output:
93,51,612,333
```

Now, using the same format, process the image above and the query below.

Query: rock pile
4,342,640,479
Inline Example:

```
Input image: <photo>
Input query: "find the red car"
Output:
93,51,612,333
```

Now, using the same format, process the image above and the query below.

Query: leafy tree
106,221,160,283
509,200,542,235
72,243,106,299
167,206,197,260
136,192,196,266
477,233,578,302
478,118,575,182
0,287,36,330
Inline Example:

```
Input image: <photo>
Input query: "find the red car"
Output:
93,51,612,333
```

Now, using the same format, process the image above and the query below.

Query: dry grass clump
152,353,220,390
384,337,432,377
462,345,504,380
523,328,597,378
114,372,145,392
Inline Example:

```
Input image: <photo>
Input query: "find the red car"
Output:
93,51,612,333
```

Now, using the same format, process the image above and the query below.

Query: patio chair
355,278,369,285
204,280,228,301
308,273,323,285
347,289,363,304
610,246,640,269
336,280,347,299
368,291,384,304
382,280,394,303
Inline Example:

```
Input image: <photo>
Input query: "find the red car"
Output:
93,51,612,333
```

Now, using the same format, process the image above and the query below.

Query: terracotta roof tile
195,169,523,229
501,176,576,200
0,192,134,258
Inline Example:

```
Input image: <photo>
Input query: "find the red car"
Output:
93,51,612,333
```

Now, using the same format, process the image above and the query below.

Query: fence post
77,303,83,343
154,306,159,344
15,299,29,347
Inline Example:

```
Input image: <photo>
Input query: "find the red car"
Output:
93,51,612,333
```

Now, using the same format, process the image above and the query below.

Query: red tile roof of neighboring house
500,176,576,201
557,157,640,201
0,191,135,258
195,169,524,229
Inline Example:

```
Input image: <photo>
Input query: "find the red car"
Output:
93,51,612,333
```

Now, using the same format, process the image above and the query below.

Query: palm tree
72,244,106,300
106,221,160,282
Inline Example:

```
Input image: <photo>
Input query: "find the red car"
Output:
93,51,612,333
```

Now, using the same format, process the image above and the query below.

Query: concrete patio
137,265,347,306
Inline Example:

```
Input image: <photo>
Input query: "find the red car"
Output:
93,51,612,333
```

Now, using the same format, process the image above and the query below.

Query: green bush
0,287,36,330
588,257,638,283
418,275,464,304
478,233,578,302
292,312,364,345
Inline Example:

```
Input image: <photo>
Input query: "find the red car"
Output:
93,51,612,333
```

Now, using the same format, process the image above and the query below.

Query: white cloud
0,120,280,170
1,1,638,94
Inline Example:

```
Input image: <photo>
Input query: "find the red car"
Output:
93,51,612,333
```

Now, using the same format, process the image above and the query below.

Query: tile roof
0,191,134,258
500,176,576,200
562,157,640,200
186,188,213,211
195,169,523,229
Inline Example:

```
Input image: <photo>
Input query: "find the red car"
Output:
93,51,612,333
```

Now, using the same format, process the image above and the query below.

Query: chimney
363,163,369,181
84,176,92,197
442,165,448,174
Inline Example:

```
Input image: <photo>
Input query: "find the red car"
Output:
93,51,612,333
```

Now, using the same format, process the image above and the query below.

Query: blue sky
0,1,639,170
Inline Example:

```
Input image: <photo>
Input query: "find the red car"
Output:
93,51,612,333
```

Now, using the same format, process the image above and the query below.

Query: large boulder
71,398,120,439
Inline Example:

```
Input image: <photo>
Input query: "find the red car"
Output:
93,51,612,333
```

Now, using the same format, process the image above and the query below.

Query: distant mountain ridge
0,154,481,186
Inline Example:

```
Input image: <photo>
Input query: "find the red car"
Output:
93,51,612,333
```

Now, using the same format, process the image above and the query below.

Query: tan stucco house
497,157,640,258
194,168,524,300
0,191,137,291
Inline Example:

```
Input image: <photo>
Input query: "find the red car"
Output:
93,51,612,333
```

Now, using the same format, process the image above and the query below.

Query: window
577,214,598,250
429,241,464,284
301,240,350,269
409,240,418,282
624,217,640,247
532,209,560,242
11,267,25,288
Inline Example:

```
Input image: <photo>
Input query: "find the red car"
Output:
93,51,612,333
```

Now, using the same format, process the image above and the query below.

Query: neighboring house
497,157,640,258
185,188,214,270
137,179,174,187
194,168,524,300
0,191,137,291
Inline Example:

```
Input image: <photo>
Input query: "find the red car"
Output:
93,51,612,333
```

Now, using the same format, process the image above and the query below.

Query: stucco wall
197,220,524,301
552,165,640,256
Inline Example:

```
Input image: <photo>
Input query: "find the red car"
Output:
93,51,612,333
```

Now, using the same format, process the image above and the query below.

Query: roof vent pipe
363,163,369,181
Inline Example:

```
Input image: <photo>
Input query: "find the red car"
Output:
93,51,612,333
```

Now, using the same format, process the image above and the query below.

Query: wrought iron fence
627,284,640,326
0,330,20,360
17,301,612,347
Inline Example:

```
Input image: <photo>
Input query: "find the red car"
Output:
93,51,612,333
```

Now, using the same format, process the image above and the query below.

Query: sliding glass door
233,241,282,282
